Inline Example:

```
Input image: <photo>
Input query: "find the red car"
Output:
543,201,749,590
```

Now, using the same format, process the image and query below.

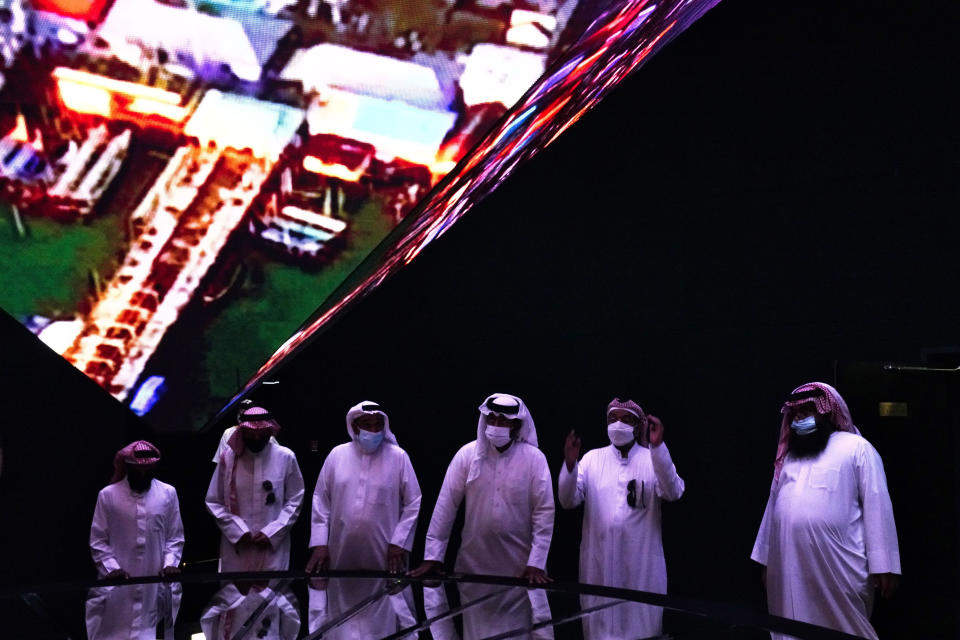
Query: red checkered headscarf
772,382,861,482
224,406,281,457
607,398,649,447
111,440,161,483
222,406,282,514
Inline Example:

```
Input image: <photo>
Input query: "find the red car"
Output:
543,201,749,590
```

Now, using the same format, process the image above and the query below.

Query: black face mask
244,435,270,453
127,470,154,492
787,416,835,460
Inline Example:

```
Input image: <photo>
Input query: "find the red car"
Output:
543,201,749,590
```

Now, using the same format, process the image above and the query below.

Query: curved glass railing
1,571,869,639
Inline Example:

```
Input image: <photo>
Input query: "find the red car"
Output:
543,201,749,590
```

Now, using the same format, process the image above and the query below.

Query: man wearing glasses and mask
558,398,685,639
206,405,304,572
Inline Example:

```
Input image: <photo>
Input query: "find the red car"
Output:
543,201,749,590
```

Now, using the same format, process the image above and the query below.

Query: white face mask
485,425,513,448
790,415,818,435
607,421,636,447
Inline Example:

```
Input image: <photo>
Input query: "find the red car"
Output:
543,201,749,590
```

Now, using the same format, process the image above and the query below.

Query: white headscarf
345,400,398,446
469,392,538,482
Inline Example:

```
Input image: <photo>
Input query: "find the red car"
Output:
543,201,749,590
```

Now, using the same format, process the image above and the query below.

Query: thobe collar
611,442,640,464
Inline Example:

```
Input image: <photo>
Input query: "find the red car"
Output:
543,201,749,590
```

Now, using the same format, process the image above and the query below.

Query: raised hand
647,415,665,448
564,430,582,472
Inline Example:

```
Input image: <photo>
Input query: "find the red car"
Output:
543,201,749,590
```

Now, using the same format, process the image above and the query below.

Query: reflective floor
2,573,863,640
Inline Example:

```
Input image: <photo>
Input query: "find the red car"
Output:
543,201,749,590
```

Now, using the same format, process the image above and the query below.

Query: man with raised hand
558,398,684,638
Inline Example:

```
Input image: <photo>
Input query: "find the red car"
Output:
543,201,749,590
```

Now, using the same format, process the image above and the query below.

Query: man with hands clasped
558,398,685,639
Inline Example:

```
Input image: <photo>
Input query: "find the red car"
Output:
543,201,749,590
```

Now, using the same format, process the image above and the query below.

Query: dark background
2,0,958,637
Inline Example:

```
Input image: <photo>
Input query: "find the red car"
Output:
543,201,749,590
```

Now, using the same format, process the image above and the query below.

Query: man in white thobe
751,382,901,640
306,400,422,574
87,440,184,640
206,405,305,572
213,400,277,464
410,393,555,640
558,398,685,639
304,401,423,639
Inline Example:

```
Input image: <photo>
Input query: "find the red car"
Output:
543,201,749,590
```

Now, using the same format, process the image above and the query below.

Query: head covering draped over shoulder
773,382,861,482
111,440,161,483
469,393,537,482
607,398,649,448
345,400,398,445
222,405,282,514
225,406,282,457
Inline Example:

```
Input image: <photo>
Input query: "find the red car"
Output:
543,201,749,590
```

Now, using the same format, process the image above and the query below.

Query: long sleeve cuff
222,517,250,544
424,537,448,563
99,556,121,574
261,518,290,547
526,546,548,571
309,526,329,548
650,442,677,474
867,548,901,575
390,528,414,552
557,462,579,509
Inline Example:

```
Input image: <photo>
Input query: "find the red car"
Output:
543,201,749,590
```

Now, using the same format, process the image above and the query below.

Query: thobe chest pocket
367,484,391,506
808,466,840,491
149,512,166,533
506,483,529,508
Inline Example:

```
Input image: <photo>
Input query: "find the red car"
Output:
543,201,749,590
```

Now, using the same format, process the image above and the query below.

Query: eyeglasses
263,480,276,505
627,479,645,509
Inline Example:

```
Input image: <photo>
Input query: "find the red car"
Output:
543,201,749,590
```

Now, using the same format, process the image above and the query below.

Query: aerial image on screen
0,0,718,428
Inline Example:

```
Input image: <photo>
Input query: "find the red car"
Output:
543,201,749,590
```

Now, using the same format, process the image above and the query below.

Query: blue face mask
790,415,818,435
356,429,384,453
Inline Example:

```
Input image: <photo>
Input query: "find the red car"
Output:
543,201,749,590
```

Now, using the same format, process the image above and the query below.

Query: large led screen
0,0,718,429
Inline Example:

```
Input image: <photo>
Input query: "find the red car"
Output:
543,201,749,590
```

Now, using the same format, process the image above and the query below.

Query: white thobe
308,579,417,639
424,440,555,574
751,431,901,640
310,441,422,569
558,442,685,639
87,479,184,640
205,442,305,572
201,583,301,640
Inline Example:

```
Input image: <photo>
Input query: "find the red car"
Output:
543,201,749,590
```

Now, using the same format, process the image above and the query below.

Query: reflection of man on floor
751,382,900,640
558,398,685,639
87,440,184,640
308,577,416,639
201,581,300,640
423,582,554,640
206,406,304,572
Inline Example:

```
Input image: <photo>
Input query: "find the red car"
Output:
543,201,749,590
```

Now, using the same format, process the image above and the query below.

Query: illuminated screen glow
0,0,719,429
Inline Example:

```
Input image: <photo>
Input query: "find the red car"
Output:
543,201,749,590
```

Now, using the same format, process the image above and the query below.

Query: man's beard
127,472,153,492
787,423,834,460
